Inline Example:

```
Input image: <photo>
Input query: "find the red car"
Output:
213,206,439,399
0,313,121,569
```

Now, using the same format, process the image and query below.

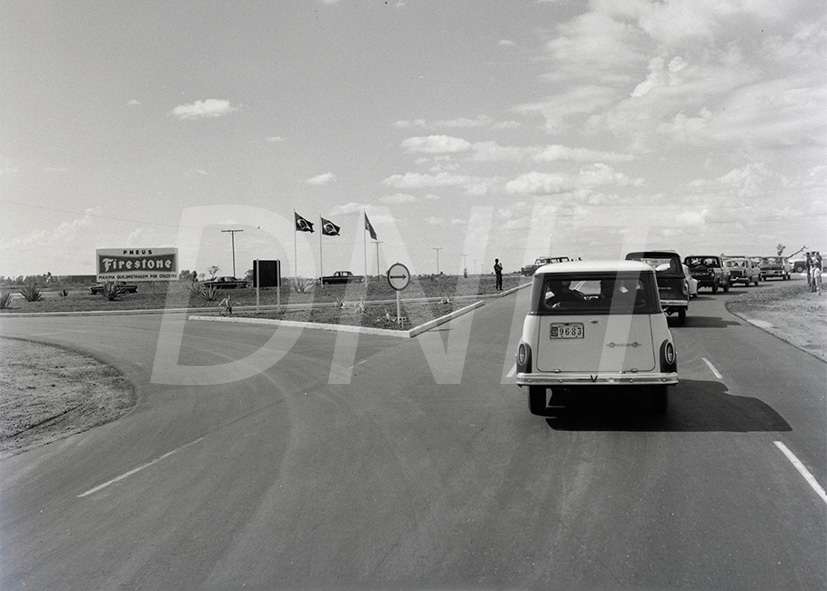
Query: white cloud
401,135,472,154
380,193,417,204
533,144,635,162
506,172,573,195
306,172,336,186
170,99,239,120
266,136,286,143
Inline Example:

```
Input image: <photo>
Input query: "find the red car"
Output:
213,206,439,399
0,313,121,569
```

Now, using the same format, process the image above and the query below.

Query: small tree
207,265,220,279
776,243,786,256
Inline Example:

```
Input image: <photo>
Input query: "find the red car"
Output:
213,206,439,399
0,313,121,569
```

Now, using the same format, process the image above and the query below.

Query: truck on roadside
683,255,731,294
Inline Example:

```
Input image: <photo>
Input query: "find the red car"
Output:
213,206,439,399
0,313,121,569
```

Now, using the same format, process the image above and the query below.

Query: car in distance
320,271,364,285
520,256,571,276
758,256,791,281
202,276,248,289
683,255,731,294
683,264,699,298
515,260,678,416
89,281,138,294
724,257,761,286
625,250,689,325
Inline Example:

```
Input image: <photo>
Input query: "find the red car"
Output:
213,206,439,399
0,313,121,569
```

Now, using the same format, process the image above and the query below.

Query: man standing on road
494,258,503,291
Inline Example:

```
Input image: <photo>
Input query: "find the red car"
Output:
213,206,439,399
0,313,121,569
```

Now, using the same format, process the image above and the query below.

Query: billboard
252,259,281,288
96,248,178,282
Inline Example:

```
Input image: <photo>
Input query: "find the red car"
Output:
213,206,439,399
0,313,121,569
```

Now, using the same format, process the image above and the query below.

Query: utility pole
433,247,441,274
221,229,243,277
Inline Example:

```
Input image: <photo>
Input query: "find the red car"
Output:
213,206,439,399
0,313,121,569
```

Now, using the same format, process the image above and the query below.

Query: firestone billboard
96,248,178,282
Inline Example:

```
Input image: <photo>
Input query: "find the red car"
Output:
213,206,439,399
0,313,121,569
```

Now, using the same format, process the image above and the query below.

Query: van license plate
550,323,584,339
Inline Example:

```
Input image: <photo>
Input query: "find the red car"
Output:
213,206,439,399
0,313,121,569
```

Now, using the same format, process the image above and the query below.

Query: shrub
100,282,127,301
200,285,220,302
58,289,69,297
292,277,315,293
19,284,43,302
0,290,13,309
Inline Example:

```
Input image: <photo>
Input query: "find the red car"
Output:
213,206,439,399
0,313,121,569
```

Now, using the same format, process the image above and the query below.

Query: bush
0,290,14,309
19,284,43,302
292,277,315,294
100,282,126,301
58,289,69,298
200,285,220,302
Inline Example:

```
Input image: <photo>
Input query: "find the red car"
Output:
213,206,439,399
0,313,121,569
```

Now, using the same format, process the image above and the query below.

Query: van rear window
529,272,660,315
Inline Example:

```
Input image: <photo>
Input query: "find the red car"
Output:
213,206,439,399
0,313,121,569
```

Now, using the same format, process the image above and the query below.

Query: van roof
534,260,654,275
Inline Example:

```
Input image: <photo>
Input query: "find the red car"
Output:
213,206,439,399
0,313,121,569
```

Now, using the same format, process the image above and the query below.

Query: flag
321,217,340,236
364,213,377,240
295,212,314,233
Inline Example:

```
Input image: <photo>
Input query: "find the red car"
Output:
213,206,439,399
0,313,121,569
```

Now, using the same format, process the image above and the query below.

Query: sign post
253,260,282,312
386,262,410,328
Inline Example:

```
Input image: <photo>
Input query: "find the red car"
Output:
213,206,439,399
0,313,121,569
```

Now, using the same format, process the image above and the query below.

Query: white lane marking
702,357,723,380
78,437,205,498
775,441,827,506
506,363,516,378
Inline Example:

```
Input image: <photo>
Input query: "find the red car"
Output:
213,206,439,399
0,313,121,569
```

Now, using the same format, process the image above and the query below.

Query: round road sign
386,262,411,291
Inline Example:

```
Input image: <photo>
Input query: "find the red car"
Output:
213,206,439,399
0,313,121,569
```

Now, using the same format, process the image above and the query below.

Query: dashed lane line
702,357,723,380
775,441,827,506
78,437,205,498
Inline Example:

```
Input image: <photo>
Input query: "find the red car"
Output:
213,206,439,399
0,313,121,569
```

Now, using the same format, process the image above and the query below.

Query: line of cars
513,250,794,418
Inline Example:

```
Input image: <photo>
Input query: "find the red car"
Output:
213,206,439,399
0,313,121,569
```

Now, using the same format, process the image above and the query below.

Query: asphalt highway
1,282,825,590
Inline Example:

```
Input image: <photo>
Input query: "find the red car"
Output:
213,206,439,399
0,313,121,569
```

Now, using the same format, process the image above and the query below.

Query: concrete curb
189,300,486,339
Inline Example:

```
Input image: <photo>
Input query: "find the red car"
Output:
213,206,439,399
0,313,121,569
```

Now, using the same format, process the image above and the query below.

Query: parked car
625,250,689,325
758,256,791,281
683,255,731,293
320,271,364,285
683,264,699,298
202,276,248,289
520,256,571,276
89,281,138,294
515,260,678,415
724,257,761,286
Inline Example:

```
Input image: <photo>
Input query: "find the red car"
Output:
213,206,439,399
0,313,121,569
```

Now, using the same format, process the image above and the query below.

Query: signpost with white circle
386,262,410,327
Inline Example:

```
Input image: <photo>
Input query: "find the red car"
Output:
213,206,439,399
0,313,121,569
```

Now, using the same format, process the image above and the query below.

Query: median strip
189,300,485,339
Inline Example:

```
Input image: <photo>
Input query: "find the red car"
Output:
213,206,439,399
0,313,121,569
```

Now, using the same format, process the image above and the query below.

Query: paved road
1,282,825,590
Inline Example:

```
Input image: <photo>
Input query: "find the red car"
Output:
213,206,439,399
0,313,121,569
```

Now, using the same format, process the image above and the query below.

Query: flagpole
363,211,368,288
319,215,323,282
293,210,297,280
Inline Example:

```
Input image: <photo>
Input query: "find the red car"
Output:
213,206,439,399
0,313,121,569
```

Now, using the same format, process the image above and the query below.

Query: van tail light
517,342,532,373
660,340,677,372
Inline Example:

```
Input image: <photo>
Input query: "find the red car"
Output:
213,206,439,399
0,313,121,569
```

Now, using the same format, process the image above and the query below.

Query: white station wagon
515,260,678,415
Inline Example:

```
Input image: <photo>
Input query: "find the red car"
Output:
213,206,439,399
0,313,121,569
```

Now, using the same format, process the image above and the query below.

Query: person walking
494,258,503,291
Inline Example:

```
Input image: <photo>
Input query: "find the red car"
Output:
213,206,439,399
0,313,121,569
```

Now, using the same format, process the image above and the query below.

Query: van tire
650,386,668,414
528,386,547,415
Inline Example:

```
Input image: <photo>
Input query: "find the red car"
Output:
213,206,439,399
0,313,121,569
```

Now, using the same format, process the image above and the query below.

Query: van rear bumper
516,371,678,387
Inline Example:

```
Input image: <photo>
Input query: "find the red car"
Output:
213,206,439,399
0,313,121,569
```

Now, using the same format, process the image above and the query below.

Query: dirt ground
725,280,826,362
0,339,135,458
1,280,824,459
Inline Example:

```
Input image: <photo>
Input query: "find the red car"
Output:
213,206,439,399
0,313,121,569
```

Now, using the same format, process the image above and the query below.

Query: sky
1,0,825,279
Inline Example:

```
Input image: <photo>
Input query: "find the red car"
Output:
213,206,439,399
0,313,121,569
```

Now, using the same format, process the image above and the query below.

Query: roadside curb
189,300,486,338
